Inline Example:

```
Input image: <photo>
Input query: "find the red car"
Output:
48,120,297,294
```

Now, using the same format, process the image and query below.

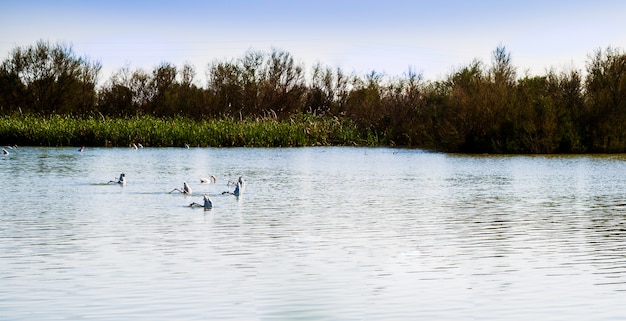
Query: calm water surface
1,147,626,320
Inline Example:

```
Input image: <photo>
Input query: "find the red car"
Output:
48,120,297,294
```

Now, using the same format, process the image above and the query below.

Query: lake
1,146,626,320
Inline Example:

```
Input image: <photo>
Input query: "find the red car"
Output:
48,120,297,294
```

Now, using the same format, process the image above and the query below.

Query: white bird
238,176,245,189
222,181,242,196
189,193,213,209
228,176,245,189
2,148,8,155
200,175,217,183
109,173,126,185
170,181,192,194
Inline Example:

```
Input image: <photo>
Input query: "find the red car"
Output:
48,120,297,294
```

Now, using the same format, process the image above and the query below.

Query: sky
1,0,626,85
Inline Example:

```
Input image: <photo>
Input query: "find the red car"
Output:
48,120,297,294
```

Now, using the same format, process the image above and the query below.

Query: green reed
0,113,382,147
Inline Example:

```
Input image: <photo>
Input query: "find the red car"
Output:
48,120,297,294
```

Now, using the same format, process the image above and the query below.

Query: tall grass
0,113,381,147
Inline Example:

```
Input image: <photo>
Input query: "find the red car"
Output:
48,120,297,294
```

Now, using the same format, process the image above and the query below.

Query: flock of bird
108,171,245,210
4,144,245,210
110,173,245,210
3,145,17,155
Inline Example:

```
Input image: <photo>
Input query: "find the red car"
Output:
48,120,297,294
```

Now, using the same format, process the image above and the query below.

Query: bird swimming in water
189,193,213,209
222,181,242,196
238,176,245,189
170,181,192,194
200,175,217,184
109,173,126,185
228,176,245,189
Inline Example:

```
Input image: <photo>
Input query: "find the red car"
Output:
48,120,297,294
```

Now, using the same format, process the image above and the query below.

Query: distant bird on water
170,181,192,194
109,173,126,185
228,176,245,189
189,193,213,209
222,181,242,196
200,175,217,184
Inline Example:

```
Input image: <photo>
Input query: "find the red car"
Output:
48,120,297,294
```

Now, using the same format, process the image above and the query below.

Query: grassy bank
0,114,383,148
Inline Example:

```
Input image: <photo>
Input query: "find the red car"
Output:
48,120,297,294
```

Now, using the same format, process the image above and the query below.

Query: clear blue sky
2,0,625,83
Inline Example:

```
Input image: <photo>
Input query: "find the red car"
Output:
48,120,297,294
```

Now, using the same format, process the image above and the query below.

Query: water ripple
2,148,626,319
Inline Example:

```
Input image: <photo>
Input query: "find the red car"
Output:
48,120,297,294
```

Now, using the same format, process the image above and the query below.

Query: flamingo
109,173,126,185
222,181,242,196
189,194,213,209
200,175,217,183
170,182,192,194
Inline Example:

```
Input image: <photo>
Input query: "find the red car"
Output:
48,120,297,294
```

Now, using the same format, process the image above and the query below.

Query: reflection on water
2,147,626,320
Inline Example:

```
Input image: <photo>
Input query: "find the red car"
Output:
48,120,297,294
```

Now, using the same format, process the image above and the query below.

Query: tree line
1,40,626,153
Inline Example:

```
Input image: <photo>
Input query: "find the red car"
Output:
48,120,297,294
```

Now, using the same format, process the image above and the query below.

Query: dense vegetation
2,40,626,153
0,113,373,147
